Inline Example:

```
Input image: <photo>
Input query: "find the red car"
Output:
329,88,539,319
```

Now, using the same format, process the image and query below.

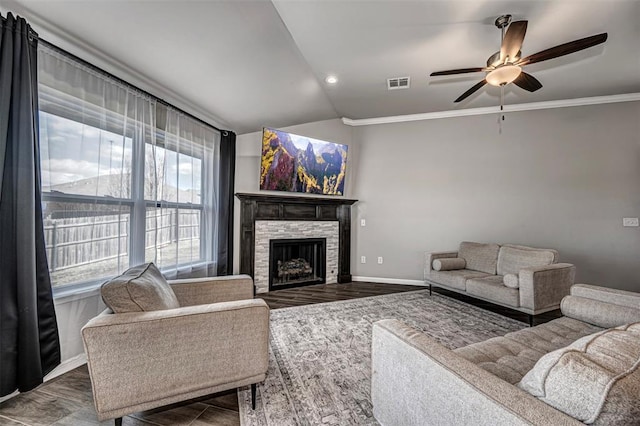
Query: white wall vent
387,76,410,90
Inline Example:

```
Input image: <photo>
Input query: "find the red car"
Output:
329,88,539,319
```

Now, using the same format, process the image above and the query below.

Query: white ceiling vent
387,76,410,90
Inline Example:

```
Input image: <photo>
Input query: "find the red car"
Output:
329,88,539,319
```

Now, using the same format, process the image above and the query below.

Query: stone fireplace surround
236,193,357,294
255,221,337,293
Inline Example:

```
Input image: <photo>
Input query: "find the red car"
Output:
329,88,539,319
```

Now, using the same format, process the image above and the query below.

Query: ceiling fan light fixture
486,64,522,86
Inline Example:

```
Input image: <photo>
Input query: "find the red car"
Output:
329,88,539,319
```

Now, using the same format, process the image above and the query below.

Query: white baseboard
352,276,426,286
44,353,87,382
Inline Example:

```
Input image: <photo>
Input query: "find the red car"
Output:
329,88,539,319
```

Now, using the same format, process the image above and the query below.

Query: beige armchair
81,274,269,425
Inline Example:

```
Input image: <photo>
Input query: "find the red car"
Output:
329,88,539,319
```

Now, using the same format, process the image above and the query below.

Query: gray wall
233,118,356,274
351,102,640,291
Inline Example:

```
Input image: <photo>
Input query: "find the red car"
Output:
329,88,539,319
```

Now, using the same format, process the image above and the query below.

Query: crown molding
341,93,640,127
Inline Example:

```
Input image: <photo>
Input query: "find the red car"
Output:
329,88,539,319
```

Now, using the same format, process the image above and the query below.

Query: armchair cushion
518,322,640,425
169,275,254,306
101,263,179,313
432,257,466,271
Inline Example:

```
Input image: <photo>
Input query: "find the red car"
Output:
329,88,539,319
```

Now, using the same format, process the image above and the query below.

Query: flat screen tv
260,127,348,196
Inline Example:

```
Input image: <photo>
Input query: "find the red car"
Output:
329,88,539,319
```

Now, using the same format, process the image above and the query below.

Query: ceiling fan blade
454,79,487,103
500,20,528,62
430,67,486,76
513,72,542,92
517,33,608,66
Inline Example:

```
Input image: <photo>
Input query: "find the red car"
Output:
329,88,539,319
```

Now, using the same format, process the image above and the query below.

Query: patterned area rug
238,290,525,425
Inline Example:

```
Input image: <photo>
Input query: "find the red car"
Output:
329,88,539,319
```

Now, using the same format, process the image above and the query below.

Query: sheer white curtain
145,107,220,279
37,45,220,288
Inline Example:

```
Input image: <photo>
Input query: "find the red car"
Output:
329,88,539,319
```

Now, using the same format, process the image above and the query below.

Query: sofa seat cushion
518,322,640,425
497,245,558,276
101,263,179,313
429,269,490,291
454,317,603,384
466,276,520,308
458,242,500,274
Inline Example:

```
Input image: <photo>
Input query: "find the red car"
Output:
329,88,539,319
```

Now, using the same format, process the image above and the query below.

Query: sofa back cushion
518,322,640,425
497,245,558,276
457,242,500,274
101,263,179,313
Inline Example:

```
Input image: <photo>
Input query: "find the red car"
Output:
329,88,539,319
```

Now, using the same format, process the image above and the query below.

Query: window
38,45,221,289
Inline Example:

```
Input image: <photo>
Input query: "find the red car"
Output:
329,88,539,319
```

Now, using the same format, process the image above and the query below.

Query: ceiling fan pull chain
501,84,505,121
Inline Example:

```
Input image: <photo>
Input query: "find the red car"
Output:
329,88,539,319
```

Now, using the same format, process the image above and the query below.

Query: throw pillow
503,273,519,289
518,322,640,424
432,258,466,271
101,263,180,313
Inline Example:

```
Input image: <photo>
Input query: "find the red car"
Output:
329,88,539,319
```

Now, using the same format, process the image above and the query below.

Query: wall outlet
377,256,383,264
623,217,639,227
361,219,366,227
361,256,366,264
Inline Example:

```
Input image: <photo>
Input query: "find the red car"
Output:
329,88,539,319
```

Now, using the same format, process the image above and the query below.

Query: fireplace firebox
269,238,326,290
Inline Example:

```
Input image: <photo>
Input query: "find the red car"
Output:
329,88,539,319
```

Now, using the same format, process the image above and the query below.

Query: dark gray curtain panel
216,130,236,276
0,13,60,397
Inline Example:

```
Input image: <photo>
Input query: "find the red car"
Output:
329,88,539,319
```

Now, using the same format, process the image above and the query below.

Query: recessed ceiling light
325,75,338,84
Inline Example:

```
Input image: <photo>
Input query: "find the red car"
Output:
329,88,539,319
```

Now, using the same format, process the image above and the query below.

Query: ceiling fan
430,14,608,103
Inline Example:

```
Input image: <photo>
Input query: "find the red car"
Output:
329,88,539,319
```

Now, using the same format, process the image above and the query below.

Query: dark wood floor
258,280,419,309
0,281,558,425
259,281,561,325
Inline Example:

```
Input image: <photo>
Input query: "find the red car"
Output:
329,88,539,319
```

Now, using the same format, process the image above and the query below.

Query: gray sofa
372,284,640,426
425,241,575,324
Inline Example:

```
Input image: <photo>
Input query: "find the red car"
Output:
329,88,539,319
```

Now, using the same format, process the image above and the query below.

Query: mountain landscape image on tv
260,127,347,195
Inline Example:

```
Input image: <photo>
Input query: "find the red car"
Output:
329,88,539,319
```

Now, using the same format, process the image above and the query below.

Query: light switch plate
623,217,639,227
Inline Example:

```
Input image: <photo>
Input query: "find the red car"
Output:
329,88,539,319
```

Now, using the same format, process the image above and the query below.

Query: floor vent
387,76,410,90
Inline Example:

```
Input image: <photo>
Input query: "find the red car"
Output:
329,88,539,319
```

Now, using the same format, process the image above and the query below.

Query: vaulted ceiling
2,0,639,133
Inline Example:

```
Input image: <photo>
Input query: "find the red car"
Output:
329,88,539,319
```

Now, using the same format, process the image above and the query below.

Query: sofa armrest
424,251,459,278
168,274,253,306
570,283,640,308
561,295,640,328
559,284,640,327
519,263,575,312
82,299,269,417
372,319,580,426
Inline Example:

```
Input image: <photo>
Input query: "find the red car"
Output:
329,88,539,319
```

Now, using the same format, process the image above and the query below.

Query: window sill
51,261,215,302
53,281,102,303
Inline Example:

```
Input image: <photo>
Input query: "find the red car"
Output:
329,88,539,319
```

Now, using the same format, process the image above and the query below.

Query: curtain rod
2,13,227,135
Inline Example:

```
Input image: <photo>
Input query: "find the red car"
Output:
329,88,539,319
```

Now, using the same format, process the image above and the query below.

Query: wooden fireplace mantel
236,193,357,285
